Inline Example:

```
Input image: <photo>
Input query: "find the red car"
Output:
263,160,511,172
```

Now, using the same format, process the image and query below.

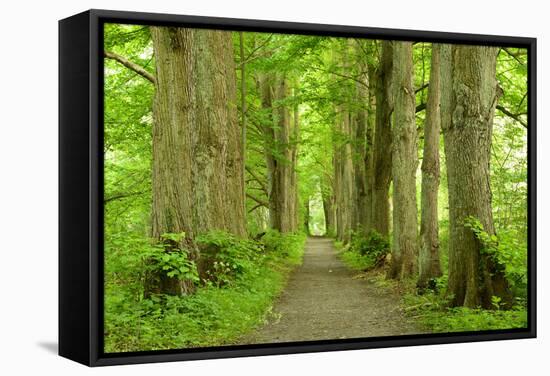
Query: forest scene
103,23,528,353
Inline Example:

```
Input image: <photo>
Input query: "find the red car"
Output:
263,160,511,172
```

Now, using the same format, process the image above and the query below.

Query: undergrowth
402,285,527,332
334,227,527,334
104,229,306,352
337,230,390,271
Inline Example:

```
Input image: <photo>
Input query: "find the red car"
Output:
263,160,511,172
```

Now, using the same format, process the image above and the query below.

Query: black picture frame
59,8,537,367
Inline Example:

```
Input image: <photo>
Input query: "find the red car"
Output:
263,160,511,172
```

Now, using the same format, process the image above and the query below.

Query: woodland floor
238,237,424,344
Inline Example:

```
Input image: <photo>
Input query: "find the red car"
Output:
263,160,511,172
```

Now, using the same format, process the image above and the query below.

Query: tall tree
441,44,512,308
352,41,370,232
364,48,378,233
388,41,418,280
417,44,442,289
371,41,394,239
290,84,301,232
259,72,299,233
321,182,336,236
334,41,355,243
148,27,246,295
239,32,248,216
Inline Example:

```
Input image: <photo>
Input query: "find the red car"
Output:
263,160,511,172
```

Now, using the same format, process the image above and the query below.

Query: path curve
240,237,423,344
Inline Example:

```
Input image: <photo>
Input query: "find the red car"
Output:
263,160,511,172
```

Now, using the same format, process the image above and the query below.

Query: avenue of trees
103,24,528,351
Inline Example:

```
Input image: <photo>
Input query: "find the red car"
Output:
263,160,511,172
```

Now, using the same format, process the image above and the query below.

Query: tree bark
334,107,354,243
259,73,298,233
417,44,442,288
353,41,369,231
322,184,335,236
371,41,393,239
441,44,512,308
304,198,310,235
148,27,246,295
290,84,301,232
332,41,355,243
364,54,377,233
258,73,278,229
388,41,418,280
273,75,295,233
239,32,248,217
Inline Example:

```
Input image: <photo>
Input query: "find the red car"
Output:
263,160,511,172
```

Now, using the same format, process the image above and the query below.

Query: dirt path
240,237,423,344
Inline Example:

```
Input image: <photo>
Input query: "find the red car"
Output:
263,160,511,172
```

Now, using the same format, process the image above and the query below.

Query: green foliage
403,289,527,333
151,250,199,282
464,216,527,296
261,230,307,266
103,23,529,349
105,230,305,352
196,231,263,286
352,230,390,259
339,230,390,271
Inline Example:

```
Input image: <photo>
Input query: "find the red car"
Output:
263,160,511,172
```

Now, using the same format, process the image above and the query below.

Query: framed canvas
59,9,536,366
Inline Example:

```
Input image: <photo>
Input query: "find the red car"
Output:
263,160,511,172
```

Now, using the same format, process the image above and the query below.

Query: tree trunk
353,43,369,231
304,198,310,235
332,41,355,243
333,151,343,240
440,44,512,308
371,41,393,239
290,85,301,232
259,73,297,233
364,56,377,233
273,74,294,233
258,73,278,229
388,41,418,280
334,107,354,243
322,185,335,236
417,44,442,289
239,32,247,218
148,27,246,296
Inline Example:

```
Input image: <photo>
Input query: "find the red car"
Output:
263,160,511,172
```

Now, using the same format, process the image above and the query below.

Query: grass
402,288,527,333
334,239,527,335
104,232,306,353
340,249,376,271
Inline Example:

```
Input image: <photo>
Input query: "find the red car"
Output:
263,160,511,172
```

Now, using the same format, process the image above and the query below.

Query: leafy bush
464,216,527,296
104,230,306,352
148,232,200,283
261,229,306,266
339,230,390,271
353,230,390,259
403,289,527,333
196,230,263,286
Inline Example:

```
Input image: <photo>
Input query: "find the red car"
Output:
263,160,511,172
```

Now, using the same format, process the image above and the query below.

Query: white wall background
0,0,546,373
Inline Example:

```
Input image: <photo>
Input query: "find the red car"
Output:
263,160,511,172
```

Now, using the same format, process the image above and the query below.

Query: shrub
261,229,306,266
104,229,306,352
464,216,527,297
340,230,390,271
196,230,263,286
403,289,527,333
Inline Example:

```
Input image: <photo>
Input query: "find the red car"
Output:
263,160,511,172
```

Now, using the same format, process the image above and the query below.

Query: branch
416,102,426,113
245,166,268,194
310,66,370,89
242,33,275,64
248,203,264,213
501,48,526,65
246,192,269,208
104,190,146,204
415,82,429,94
496,105,528,129
104,50,156,84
